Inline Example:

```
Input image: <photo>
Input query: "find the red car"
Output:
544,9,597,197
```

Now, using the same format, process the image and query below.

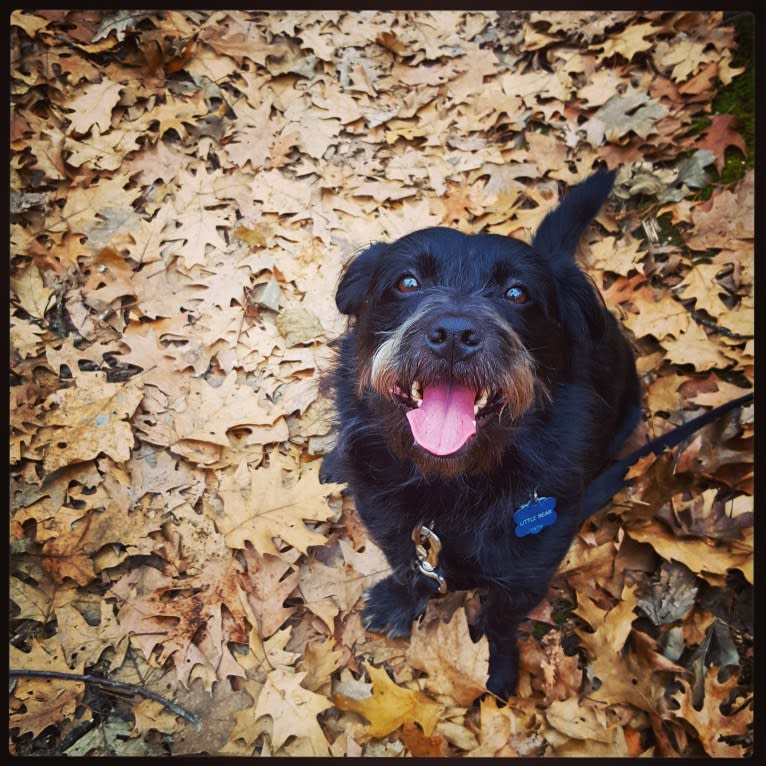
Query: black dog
322,169,641,698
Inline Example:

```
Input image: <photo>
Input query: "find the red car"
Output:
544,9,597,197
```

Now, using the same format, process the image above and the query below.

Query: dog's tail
532,169,617,261
582,391,753,520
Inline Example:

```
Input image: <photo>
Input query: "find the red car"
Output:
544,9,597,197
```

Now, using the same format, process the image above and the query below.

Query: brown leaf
635,560,698,625
239,547,299,637
32,372,142,473
405,602,489,705
672,666,752,757
217,459,338,557
626,520,752,584
253,667,332,755
695,113,747,172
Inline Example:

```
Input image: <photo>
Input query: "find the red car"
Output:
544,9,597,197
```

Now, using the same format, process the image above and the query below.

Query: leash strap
581,392,753,520
407,392,752,592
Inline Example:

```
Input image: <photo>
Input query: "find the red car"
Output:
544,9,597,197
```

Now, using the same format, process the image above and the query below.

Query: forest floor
10,10,753,757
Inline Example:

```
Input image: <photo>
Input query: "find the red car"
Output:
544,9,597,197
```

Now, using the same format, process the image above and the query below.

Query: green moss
712,13,754,178
673,13,753,194
654,212,686,249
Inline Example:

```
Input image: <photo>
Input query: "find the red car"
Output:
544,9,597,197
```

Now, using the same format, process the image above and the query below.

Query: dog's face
335,226,605,478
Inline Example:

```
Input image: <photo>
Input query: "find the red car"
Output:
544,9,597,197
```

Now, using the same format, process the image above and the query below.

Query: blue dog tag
514,495,557,537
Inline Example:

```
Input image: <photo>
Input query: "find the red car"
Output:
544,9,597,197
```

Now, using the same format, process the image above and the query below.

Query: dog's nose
425,315,483,361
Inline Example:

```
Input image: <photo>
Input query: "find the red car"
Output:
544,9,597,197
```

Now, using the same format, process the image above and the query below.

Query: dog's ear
531,169,616,265
335,242,388,316
554,267,608,339
532,169,616,339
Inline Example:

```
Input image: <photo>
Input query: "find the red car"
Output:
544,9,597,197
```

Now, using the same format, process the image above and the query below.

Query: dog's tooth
411,381,423,403
475,389,489,411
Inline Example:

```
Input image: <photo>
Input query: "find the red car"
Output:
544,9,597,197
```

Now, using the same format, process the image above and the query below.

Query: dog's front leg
480,588,544,699
362,565,435,638
354,499,438,637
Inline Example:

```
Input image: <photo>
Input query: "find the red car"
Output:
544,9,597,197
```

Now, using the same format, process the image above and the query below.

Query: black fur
323,170,642,698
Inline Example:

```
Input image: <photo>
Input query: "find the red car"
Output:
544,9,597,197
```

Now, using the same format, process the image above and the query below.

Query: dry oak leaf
584,234,645,277
170,371,288,451
675,263,733,319
66,78,122,135
620,286,693,341
297,558,355,631
240,546,300,638
298,637,345,696
163,207,232,269
625,520,752,584
596,21,657,62
635,560,698,626
54,601,129,671
217,459,339,556
517,630,582,703
545,697,628,756
11,262,53,319
108,560,250,687
32,372,142,473
253,667,332,756
660,321,735,371
684,174,753,251
695,113,747,173
334,662,444,739
672,666,752,757
10,639,85,738
405,604,489,706
11,316,46,360
467,696,547,757
130,698,180,738
580,89,668,145
48,172,139,235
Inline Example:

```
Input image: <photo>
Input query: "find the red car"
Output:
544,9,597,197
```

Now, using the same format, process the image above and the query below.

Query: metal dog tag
513,494,558,537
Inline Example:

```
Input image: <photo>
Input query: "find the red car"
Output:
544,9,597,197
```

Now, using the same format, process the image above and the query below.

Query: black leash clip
412,524,447,594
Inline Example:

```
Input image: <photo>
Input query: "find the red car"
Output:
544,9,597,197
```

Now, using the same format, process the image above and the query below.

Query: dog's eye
504,285,528,304
396,275,420,293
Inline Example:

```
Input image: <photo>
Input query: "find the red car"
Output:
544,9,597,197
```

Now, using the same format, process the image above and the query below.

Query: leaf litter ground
10,10,753,757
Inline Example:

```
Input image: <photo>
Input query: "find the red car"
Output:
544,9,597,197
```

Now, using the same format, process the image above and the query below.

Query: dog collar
411,523,447,594
514,492,558,537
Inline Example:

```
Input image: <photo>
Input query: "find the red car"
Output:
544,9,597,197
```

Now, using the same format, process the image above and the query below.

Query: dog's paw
361,577,426,638
486,653,519,700
319,447,345,484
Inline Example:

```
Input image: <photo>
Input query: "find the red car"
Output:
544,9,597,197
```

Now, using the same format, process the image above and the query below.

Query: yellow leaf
334,662,443,738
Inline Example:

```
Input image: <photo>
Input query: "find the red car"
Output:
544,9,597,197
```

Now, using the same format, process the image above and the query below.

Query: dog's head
335,170,616,477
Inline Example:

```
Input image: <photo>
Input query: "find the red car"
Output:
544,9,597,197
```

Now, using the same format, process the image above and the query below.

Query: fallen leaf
253,667,332,755
406,603,489,705
32,373,142,472
217,459,339,556
333,662,443,738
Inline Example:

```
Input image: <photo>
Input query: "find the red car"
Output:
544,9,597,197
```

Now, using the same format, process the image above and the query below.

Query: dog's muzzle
366,295,540,458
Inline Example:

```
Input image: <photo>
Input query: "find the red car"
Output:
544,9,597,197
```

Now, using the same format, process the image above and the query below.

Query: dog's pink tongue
406,383,477,456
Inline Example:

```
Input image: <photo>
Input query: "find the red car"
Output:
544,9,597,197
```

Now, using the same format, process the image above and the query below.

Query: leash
411,391,753,592
581,391,753,521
